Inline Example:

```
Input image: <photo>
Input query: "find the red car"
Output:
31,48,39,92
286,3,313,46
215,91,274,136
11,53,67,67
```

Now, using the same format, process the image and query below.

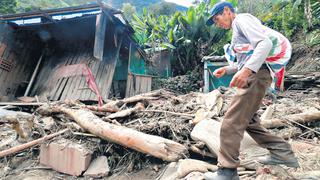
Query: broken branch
106,102,144,119
262,111,320,128
0,128,69,158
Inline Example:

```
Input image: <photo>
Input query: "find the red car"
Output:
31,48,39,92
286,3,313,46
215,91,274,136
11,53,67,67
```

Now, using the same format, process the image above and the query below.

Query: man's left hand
230,67,253,88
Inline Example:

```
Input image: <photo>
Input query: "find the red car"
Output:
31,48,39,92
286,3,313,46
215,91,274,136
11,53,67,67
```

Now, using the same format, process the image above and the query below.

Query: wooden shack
0,4,152,103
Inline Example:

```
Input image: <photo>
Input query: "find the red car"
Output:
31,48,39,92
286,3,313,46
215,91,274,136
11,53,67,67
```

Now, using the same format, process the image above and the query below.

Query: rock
191,120,259,157
159,159,217,180
184,171,204,180
84,156,110,178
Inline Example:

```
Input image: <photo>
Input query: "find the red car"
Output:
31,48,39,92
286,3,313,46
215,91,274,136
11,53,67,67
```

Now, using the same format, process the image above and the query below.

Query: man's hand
212,67,226,78
230,67,253,88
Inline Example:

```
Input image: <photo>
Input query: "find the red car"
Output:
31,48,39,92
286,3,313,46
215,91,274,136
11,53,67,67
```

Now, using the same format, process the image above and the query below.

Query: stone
159,159,217,180
84,156,110,178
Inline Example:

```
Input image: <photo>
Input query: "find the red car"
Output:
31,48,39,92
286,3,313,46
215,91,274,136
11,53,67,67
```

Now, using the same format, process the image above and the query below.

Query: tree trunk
53,106,188,162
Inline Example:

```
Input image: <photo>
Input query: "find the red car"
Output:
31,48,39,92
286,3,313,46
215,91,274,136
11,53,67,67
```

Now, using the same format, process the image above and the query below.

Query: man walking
204,2,299,180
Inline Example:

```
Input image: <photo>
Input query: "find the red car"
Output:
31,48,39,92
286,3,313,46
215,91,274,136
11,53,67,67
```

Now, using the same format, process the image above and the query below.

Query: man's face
212,8,232,29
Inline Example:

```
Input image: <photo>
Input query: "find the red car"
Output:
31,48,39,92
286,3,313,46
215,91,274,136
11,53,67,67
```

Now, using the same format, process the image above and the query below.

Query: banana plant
292,0,319,28
129,0,235,75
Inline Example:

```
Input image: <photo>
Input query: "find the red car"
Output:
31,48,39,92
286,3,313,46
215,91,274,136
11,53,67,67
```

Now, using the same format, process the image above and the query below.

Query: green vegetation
130,0,236,75
0,0,95,14
129,0,320,75
149,2,176,16
0,0,319,75
0,0,17,14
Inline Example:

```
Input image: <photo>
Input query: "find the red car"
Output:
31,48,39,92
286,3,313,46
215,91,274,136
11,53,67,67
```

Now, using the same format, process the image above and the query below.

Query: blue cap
206,2,235,26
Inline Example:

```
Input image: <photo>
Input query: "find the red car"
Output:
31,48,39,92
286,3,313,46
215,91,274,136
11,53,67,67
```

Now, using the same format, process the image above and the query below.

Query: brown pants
218,68,295,168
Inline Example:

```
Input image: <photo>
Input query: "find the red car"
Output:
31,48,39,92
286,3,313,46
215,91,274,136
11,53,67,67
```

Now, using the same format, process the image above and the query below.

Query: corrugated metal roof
0,3,119,27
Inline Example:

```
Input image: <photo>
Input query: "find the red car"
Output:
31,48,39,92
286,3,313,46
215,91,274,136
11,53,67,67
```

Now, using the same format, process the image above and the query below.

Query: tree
130,1,228,75
0,0,17,15
14,0,95,13
292,0,320,29
149,2,176,16
121,3,137,20
237,0,273,15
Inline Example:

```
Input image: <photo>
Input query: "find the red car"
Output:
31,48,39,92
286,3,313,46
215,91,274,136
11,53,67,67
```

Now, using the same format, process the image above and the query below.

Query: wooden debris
42,105,188,162
106,102,145,119
291,171,320,179
83,104,119,113
41,117,56,130
262,110,320,128
285,72,320,89
104,90,164,108
17,96,37,103
189,145,215,158
0,109,34,142
0,102,45,106
141,109,194,118
0,128,69,158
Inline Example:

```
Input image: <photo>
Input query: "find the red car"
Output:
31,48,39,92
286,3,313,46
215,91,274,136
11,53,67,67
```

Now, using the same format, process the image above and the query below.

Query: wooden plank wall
30,14,126,102
0,24,43,101
30,45,106,102
125,74,152,97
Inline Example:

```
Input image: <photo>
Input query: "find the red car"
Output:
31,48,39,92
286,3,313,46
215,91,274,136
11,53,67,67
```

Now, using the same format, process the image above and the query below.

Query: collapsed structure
0,3,162,103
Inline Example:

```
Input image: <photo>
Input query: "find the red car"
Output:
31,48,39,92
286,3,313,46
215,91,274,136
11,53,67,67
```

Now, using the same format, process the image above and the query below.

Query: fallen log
41,105,187,162
0,128,69,158
262,110,320,128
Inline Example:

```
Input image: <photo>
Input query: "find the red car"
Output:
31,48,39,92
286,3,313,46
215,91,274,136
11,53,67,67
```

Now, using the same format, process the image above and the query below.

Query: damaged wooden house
0,3,153,104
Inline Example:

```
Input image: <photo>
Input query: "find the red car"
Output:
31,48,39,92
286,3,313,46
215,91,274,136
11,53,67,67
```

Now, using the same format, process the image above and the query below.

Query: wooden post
24,50,45,96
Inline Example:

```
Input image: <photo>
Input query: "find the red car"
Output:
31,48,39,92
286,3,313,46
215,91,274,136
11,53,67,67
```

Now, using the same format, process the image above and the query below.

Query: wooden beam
0,102,45,106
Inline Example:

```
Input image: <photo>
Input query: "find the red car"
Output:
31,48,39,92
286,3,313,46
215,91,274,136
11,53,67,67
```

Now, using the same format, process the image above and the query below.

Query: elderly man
204,2,299,180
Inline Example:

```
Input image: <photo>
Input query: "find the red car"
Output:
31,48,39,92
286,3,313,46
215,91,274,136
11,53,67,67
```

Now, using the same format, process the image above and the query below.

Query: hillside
9,0,187,14
105,0,187,13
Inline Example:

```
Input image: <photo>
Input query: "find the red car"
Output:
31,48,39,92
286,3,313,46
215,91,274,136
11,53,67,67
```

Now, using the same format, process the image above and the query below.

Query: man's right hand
212,67,226,78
